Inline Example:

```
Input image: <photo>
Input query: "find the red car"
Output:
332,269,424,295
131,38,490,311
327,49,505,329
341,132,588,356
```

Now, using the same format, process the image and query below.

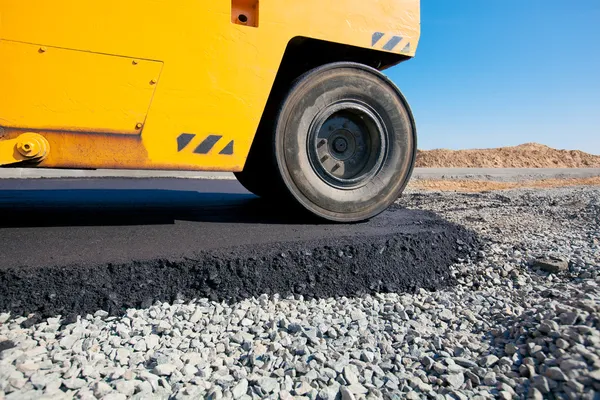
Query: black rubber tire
233,148,271,198
233,116,281,199
271,62,417,222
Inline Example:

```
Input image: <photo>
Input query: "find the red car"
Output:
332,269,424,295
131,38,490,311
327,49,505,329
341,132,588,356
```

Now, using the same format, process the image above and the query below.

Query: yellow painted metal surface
0,40,162,135
0,0,420,171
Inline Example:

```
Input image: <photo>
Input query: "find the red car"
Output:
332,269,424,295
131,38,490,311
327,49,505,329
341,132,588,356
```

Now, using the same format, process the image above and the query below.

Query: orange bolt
132,60,138,65
150,79,157,85
135,123,143,129
39,47,47,53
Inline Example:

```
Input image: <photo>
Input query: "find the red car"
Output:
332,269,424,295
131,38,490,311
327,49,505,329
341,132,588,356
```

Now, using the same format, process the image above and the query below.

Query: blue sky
385,0,600,154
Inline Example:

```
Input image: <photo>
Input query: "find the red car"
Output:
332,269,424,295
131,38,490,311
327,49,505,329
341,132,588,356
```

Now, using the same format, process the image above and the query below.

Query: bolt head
135,123,143,129
17,141,36,156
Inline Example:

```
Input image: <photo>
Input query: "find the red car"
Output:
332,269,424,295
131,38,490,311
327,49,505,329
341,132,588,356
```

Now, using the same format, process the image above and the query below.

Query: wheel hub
332,137,348,153
307,101,387,189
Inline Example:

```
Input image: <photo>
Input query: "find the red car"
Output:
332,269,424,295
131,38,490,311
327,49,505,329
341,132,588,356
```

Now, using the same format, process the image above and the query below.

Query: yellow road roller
0,0,420,222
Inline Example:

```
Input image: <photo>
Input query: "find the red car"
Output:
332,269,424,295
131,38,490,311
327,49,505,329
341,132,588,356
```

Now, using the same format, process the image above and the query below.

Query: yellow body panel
0,40,162,135
0,0,420,171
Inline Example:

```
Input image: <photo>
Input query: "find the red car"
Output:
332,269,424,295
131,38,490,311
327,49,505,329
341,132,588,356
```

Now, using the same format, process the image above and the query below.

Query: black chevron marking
194,135,222,154
219,140,234,155
177,133,195,152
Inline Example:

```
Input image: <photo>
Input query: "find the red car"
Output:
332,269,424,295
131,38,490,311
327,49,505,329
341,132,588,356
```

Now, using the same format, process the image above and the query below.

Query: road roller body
0,0,420,222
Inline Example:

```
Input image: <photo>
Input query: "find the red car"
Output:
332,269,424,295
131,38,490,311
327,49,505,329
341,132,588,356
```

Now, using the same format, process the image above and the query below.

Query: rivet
150,79,157,85
39,47,47,53
132,60,138,65
135,123,143,129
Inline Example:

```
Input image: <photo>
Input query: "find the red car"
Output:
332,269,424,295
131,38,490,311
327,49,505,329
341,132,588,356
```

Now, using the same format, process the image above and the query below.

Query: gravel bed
1,186,599,400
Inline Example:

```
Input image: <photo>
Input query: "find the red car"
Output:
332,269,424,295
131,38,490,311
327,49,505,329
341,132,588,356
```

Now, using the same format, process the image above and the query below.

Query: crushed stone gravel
1,186,599,399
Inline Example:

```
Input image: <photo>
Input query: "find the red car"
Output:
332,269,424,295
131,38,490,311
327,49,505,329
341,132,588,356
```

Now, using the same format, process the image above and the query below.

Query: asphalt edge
0,215,481,320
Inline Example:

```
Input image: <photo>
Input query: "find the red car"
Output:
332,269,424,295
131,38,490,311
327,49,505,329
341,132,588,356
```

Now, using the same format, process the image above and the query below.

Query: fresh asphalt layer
0,178,448,268
0,178,478,318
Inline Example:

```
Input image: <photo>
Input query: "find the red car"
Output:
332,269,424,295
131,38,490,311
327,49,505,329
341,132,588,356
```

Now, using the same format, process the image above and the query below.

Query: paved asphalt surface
0,178,453,269
0,178,300,268
2,167,599,181
0,177,478,317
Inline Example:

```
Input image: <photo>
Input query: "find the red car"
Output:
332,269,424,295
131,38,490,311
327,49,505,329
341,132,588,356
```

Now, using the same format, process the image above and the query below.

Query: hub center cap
333,137,348,153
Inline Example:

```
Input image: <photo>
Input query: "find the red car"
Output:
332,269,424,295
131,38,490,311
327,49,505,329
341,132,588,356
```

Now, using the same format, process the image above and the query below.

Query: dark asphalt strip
0,178,480,318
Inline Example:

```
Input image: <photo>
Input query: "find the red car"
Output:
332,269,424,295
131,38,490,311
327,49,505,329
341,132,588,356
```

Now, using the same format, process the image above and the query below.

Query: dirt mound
415,143,600,168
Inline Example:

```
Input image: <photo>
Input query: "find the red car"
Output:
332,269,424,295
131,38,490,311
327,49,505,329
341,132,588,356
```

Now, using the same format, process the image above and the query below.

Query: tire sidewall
274,62,417,222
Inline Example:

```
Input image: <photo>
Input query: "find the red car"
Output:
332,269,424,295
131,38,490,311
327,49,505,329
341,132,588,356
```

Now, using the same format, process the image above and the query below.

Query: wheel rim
307,101,387,189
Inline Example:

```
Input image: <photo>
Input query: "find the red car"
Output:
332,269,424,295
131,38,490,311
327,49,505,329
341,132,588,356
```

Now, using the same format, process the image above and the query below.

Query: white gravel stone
94,381,113,397
589,370,600,381
339,386,356,400
153,363,177,376
479,355,499,367
58,335,78,349
63,377,86,390
114,379,136,396
533,376,551,394
347,383,368,395
445,373,465,389
529,388,544,400
319,385,341,400
146,334,160,350
439,309,454,322
342,365,359,385
231,378,248,399
257,377,279,394
101,393,127,400
544,367,567,381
